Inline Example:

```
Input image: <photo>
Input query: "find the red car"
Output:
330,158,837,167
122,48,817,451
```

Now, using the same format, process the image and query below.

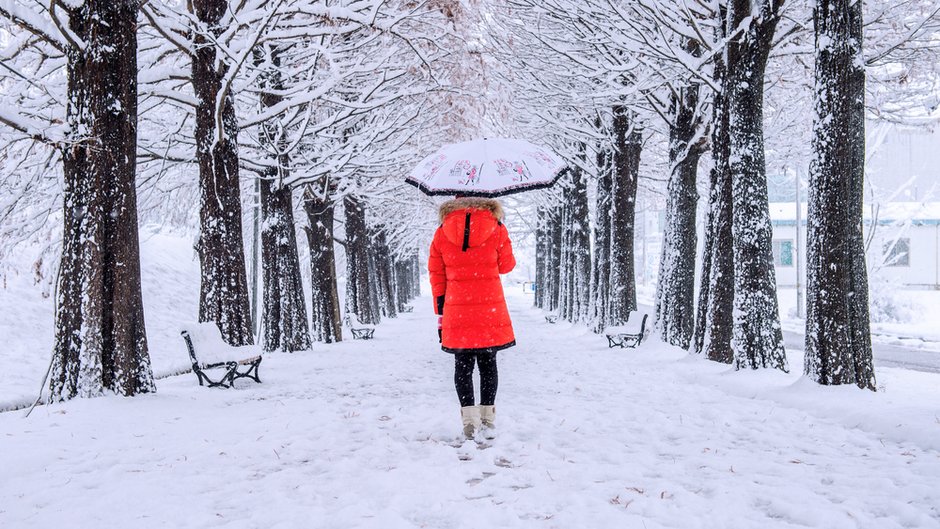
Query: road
782,330,940,374
634,301,939,374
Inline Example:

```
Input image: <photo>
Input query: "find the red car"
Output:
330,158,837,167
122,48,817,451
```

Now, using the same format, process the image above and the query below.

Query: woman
428,197,516,439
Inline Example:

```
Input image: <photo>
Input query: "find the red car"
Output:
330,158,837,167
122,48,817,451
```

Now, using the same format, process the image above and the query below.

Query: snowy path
2,294,939,529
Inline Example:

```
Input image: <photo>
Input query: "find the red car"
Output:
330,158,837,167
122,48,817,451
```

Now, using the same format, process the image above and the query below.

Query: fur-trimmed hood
438,197,505,224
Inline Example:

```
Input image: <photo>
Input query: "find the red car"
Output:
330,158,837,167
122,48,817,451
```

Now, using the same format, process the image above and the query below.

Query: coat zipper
461,212,471,251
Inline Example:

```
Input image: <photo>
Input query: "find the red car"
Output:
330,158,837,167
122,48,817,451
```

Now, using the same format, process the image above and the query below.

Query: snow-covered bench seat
344,314,375,340
400,305,414,313
604,312,648,349
180,323,263,388
545,314,559,324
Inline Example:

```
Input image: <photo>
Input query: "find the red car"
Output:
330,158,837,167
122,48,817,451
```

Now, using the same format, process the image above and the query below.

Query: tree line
489,0,939,390
0,0,936,401
0,0,462,400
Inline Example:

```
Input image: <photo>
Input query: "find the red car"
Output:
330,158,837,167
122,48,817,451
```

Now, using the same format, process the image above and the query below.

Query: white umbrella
405,138,567,198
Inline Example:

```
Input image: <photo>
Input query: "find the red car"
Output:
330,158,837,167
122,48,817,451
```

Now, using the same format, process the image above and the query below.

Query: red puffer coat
428,198,516,353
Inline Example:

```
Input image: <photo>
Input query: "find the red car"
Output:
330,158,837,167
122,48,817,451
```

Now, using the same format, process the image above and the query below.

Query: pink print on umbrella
494,159,530,182
421,154,448,181
451,160,480,186
523,150,556,168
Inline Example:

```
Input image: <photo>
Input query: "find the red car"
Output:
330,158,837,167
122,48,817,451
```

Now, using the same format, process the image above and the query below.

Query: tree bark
50,0,155,399
372,227,398,318
805,0,874,389
536,203,564,313
193,0,253,346
590,140,613,333
558,162,592,323
535,205,548,310
727,0,788,371
410,253,421,299
394,251,418,311
344,194,380,325
609,106,641,325
548,204,563,313
568,155,593,323
694,7,735,364
257,46,310,352
303,184,343,343
656,82,705,349
558,186,573,319
260,179,311,352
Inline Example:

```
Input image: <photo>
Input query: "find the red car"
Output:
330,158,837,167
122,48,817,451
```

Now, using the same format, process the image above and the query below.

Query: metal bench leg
234,359,262,384
194,364,237,388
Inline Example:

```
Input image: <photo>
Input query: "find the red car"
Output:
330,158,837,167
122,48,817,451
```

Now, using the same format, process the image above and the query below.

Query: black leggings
454,352,498,407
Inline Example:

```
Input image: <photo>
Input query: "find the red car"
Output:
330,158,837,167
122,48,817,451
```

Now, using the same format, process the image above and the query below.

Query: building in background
637,123,940,294
770,202,940,290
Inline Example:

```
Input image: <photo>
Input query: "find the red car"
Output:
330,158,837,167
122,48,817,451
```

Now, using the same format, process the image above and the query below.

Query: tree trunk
344,194,380,325
193,0,253,346
410,253,421,299
591,142,613,332
49,0,155,399
372,228,398,318
805,0,874,389
727,0,788,371
568,156,592,323
535,205,547,309
558,185,573,320
694,8,735,364
256,46,310,353
536,203,563,312
303,184,343,343
609,106,641,325
395,252,417,311
260,179,311,352
548,204,563,313
696,105,735,363
656,83,705,349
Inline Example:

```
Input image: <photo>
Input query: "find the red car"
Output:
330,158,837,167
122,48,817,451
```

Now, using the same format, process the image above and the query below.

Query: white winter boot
479,405,496,440
460,406,481,439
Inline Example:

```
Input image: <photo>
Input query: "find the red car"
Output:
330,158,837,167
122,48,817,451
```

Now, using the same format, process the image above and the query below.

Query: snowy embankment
1,291,938,528
0,227,200,410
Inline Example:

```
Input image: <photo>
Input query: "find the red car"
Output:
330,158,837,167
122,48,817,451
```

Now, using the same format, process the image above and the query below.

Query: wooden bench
344,315,375,340
180,323,262,388
605,313,648,349
400,305,414,313
545,314,559,324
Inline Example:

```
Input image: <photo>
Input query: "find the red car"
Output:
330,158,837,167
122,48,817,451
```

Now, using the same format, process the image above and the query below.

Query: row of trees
0,0,936,401
0,0,460,400
492,0,939,390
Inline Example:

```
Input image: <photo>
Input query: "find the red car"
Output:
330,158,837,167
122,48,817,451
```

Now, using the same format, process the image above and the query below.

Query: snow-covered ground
2,290,939,528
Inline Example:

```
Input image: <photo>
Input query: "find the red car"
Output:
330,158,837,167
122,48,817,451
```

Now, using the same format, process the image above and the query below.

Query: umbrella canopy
405,138,567,198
